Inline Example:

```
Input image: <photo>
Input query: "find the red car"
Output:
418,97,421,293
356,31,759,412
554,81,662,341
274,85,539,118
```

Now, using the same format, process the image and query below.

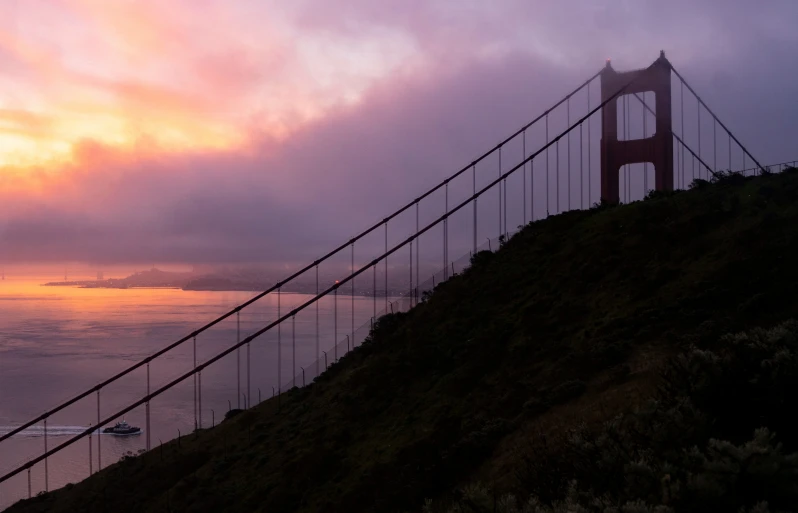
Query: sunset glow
0,0,419,173
1,0,796,266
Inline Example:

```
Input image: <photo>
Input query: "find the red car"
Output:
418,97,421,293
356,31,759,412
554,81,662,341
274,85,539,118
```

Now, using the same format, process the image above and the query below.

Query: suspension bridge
0,51,795,506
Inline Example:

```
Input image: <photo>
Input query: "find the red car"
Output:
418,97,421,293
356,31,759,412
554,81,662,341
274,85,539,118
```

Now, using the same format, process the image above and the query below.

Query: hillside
9,168,798,513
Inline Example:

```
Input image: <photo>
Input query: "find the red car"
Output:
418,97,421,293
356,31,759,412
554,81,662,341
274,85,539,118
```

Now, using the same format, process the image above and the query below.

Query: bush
466,251,495,275
689,178,711,190
224,408,244,421
644,189,678,201
590,198,618,211
425,321,798,513
710,170,748,186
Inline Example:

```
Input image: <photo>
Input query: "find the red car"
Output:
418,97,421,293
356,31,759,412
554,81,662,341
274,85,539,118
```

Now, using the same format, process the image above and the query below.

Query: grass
8,168,798,513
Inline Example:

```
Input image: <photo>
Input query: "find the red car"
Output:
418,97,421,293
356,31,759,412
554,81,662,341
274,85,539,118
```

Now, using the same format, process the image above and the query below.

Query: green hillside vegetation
8,167,798,513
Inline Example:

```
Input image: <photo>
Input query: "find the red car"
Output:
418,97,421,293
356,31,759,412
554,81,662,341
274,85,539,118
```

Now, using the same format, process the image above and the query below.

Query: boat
102,419,141,436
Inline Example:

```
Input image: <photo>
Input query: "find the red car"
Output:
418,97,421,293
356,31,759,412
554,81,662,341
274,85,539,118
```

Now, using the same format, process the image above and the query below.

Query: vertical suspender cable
315,264,319,376
588,81,592,205
691,94,695,182
643,92,648,195
681,80,685,189
546,113,550,216
384,223,388,312
523,130,527,225
416,201,420,303
236,311,240,408
277,289,281,392
502,178,507,239
680,91,685,189
567,97,571,211
198,371,202,428
498,147,502,237
580,122,584,208
292,316,296,387
625,94,630,201
556,138,560,213
713,119,717,174
446,183,450,273
44,418,49,491
334,286,338,362
409,242,413,307
145,364,150,450
472,166,477,254
444,183,448,279
698,97,702,179
621,95,629,203
247,313,251,403
97,390,102,467
531,158,535,221
351,243,354,347
193,336,197,429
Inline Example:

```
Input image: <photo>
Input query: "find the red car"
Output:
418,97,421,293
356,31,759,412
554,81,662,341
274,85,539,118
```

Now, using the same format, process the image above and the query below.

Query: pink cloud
0,0,796,268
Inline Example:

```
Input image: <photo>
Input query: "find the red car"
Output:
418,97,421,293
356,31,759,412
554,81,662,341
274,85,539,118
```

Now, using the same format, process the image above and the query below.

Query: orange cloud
1,0,420,176
0,109,52,136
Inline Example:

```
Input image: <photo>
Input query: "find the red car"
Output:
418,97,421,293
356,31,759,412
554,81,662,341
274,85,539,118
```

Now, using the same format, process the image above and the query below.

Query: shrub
644,189,678,201
689,178,711,190
224,408,244,421
590,198,618,211
425,321,798,512
710,169,748,186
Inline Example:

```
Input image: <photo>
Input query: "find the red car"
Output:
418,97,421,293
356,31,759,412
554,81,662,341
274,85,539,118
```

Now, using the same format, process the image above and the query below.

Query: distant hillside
10,168,798,513
43,268,195,289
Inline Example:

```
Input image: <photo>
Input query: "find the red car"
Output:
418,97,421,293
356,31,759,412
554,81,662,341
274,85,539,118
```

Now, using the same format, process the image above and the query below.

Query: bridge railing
738,160,797,176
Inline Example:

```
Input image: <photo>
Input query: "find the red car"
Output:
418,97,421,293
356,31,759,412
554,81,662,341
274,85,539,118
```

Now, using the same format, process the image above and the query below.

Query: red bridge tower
600,51,673,204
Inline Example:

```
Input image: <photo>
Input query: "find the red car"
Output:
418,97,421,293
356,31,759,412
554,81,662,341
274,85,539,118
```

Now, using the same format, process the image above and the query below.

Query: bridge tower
600,51,673,204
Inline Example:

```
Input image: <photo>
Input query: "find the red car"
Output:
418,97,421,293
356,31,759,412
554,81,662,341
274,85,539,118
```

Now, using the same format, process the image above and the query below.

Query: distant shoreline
41,266,407,297
42,281,181,290
41,281,401,297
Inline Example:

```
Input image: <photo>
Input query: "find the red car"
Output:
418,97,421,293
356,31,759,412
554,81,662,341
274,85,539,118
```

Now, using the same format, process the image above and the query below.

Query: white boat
102,419,141,436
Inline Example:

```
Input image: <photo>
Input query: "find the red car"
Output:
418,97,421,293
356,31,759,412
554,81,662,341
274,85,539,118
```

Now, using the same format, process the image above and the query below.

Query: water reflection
0,277,395,509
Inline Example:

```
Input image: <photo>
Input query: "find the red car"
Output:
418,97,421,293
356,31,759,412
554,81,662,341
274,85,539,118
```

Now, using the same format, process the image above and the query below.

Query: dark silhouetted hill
10,168,798,513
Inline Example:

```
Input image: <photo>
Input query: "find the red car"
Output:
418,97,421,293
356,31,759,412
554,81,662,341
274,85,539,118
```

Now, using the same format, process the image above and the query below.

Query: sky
1,0,797,269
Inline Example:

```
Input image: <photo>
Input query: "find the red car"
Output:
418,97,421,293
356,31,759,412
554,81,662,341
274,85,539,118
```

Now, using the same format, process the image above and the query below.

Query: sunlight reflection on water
0,277,391,509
